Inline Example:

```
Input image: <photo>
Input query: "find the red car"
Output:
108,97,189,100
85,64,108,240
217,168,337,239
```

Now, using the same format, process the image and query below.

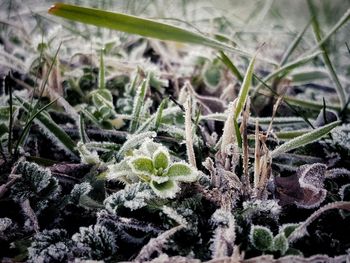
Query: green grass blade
307,0,347,108
154,98,167,131
234,54,256,120
130,78,148,132
271,120,340,158
280,19,311,66
48,3,262,61
15,98,59,155
308,8,350,54
17,97,77,157
79,112,89,143
219,51,243,82
275,129,311,140
253,51,322,96
98,49,105,90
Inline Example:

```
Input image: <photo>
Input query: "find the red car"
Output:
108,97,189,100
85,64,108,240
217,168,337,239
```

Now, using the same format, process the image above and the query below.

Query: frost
296,163,327,209
72,225,117,260
70,182,92,205
210,209,236,258
272,233,288,255
329,123,350,152
249,225,273,251
104,182,154,213
0,217,12,232
11,161,60,211
0,217,17,241
28,229,72,263
162,206,188,226
242,200,281,221
76,141,100,165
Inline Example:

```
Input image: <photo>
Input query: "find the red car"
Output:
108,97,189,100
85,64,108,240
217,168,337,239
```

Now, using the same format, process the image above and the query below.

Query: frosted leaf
104,183,153,213
70,183,92,204
329,123,350,152
339,184,350,201
272,233,288,255
117,131,156,158
76,141,100,165
153,148,170,170
28,229,72,263
150,174,170,184
129,156,154,176
72,225,117,260
162,206,188,226
0,217,12,232
106,158,139,184
166,163,198,182
138,138,161,157
242,200,281,221
296,163,327,208
279,223,300,238
210,209,236,258
11,161,60,208
298,163,326,190
150,180,180,199
249,225,273,251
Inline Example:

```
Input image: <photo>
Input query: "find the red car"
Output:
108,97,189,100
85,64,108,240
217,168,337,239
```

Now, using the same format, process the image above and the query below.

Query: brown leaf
274,163,328,208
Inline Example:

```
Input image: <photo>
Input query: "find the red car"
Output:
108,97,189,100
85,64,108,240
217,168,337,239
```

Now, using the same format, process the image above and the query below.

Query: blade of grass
98,49,105,90
253,75,315,128
308,8,350,54
48,3,275,64
154,98,167,131
218,51,243,82
201,114,309,126
271,120,340,158
234,53,256,120
5,72,13,155
280,19,312,66
14,98,59,156
253,51,322,96
16,97,77,157
31,42,62,115
79,112,89,143
307,0,347,108
130,77,149,133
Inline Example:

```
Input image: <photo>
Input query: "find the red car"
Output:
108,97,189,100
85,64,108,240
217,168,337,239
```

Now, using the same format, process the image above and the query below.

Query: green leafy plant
108,139,198,198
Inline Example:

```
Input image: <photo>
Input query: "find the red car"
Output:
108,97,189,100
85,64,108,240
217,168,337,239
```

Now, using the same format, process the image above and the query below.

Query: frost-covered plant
249,225,273,251
249,224,299,255
328,123,350,153
210,209,236,258
87,85,124,129
76,142,101,165
28,229,73,263
339,184,350,201
0,217,17,241
104,182,155,213
108,139,198,198
10,161,60,211
69,182,93,205
72,225,117,260
242,199,281,221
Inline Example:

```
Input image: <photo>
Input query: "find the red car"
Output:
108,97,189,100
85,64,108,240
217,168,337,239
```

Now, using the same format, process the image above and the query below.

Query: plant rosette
109,139,198,198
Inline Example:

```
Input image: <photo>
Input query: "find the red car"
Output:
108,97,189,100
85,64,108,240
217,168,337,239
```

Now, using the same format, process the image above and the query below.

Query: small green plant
250,225,273,251
250,224,300,255
107,139,198,198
